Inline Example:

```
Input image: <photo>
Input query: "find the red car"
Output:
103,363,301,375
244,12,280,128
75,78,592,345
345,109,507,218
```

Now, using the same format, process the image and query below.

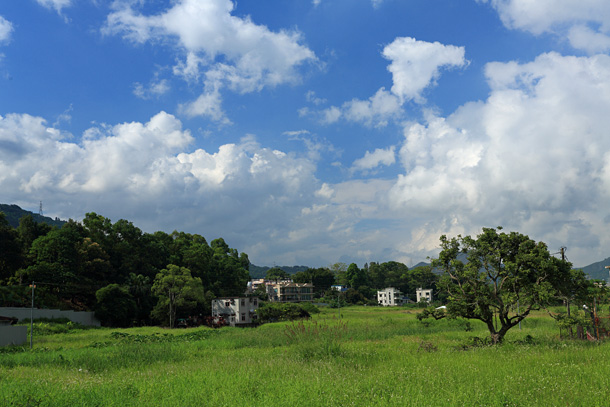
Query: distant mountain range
0,203,65,229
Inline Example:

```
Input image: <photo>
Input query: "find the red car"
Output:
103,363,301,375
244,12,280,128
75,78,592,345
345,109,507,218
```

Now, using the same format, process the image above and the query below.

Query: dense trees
0,210,251,327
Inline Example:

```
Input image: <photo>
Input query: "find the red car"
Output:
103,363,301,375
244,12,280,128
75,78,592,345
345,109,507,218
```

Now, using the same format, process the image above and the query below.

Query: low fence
0,326,27,346
0,307,100,327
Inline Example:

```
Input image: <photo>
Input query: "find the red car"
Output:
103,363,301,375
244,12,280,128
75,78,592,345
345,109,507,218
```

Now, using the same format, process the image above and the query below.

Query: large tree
152,265,204,328
431,227,585,344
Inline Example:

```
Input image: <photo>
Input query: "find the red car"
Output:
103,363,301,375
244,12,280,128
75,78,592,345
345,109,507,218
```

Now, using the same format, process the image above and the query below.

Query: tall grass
1,307,610,406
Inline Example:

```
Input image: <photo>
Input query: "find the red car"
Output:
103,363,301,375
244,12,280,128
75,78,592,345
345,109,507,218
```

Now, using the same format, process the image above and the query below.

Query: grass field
2,306,610,406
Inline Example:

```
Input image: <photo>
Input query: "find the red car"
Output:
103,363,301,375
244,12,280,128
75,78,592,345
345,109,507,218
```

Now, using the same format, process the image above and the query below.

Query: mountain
576,258,610,281
0,203,66,229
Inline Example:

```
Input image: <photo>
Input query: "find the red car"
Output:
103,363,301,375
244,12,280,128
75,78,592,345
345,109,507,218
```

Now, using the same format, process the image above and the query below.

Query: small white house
416,288,433,303
211,297,259,327
377,287,406,306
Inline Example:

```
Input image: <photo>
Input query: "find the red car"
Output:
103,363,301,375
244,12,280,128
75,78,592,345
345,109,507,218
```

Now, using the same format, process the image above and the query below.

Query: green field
2,307,610,406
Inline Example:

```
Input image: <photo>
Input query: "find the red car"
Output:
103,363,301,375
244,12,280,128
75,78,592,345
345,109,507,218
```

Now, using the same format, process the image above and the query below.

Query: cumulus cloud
351,147,396,173
309,37,466,126
388,52,610,265
382,37,467,103
478,0,610,53
104,0,316,121
0,111,347,265
0,16,13,45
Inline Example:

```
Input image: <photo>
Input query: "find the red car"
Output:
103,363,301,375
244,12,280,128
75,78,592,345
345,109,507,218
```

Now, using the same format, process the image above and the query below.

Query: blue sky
1,0,610,268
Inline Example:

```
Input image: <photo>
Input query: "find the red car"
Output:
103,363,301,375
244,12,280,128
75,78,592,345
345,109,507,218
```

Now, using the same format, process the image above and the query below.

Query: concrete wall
0,307,101,327
0,326,27,347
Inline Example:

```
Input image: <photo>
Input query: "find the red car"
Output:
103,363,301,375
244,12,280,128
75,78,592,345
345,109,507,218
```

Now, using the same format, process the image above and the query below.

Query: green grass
2,307,610,406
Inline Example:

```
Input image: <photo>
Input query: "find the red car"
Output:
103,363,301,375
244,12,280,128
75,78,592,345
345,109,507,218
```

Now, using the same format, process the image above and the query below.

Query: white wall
0,307,101,327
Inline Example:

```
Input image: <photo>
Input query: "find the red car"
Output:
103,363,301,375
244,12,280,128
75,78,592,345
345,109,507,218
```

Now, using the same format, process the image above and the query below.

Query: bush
257,302,311,323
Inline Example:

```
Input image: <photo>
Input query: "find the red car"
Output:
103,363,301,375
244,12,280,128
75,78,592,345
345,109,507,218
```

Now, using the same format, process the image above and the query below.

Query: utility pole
30,282,35,349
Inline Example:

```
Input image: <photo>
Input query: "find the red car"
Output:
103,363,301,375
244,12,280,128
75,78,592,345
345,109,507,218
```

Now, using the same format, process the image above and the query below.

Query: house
416,288,433,303
377,287,407,306
267,281,314,302
331,285,348,292
211,297,259,327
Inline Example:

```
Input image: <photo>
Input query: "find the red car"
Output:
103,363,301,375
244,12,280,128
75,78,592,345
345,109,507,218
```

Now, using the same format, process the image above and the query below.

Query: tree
95,284,137,327
266,267,289,281
431,227,575,344
152,265,204,328
0,212,22,282
346,263,368,289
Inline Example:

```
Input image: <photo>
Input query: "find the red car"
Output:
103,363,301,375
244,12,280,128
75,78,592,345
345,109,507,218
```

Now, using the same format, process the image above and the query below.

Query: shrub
257,302,311,323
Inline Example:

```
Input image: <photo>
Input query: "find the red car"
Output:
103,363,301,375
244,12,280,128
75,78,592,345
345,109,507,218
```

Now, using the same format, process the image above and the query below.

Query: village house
377,287,407,306
416,287,433,303
211,297,259,327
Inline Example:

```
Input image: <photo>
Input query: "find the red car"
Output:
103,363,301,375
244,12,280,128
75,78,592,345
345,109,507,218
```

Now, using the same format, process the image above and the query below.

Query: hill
0,203,66,229
577,257,610,281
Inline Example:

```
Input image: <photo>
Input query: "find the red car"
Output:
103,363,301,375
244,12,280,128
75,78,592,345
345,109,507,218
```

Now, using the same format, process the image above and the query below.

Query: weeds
283,319,348,360
417,340,438,352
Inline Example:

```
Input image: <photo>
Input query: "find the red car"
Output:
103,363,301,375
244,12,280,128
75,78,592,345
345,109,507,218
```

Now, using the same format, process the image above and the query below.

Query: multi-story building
267,281,314,302
211,297,259,326
377,287,407,306
416,288,433,303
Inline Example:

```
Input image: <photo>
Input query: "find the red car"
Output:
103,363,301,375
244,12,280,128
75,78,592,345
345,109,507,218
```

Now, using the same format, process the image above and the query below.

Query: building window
241,299,245,306
241,313,246,321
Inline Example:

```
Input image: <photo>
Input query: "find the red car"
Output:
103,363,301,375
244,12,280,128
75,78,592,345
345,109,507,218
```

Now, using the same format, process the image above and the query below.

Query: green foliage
95,284,137,327
152,265,205,328
256,302,311,323
2,307,610,406
432,227,588,344
265,266,289,280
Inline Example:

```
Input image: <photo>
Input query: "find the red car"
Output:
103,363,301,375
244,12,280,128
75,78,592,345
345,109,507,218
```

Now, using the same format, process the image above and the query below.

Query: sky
1,0,610,268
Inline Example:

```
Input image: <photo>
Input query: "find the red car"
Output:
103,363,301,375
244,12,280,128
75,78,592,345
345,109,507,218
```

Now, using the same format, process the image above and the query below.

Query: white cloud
179,87,231,125
342,88,402,127
0,16,13,45
0,111,342,265
133,79,170,99
104,0,316,121
568,25,610,54
36,0,73,13
352,146,396,173
309,37,466,127
388,52,610,266
479,0,610,53
382,37,467,104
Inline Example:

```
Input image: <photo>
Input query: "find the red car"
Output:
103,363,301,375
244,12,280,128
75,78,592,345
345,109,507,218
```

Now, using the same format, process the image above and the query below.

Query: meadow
1,306,610,406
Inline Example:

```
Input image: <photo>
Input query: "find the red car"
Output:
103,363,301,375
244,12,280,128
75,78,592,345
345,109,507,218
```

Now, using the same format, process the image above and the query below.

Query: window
241,299,245,306
241,313,246,321
253,299,258,306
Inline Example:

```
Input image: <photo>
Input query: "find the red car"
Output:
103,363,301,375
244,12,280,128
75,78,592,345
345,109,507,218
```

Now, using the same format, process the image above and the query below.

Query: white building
416,288,433,303
377,287,406,306
211,297,259,327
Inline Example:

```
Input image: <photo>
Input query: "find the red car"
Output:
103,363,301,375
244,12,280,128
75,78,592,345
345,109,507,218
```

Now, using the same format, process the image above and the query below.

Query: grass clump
283,319,348,360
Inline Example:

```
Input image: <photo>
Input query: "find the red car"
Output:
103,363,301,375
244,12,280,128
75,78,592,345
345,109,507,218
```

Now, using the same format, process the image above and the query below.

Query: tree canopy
431,227,589,344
